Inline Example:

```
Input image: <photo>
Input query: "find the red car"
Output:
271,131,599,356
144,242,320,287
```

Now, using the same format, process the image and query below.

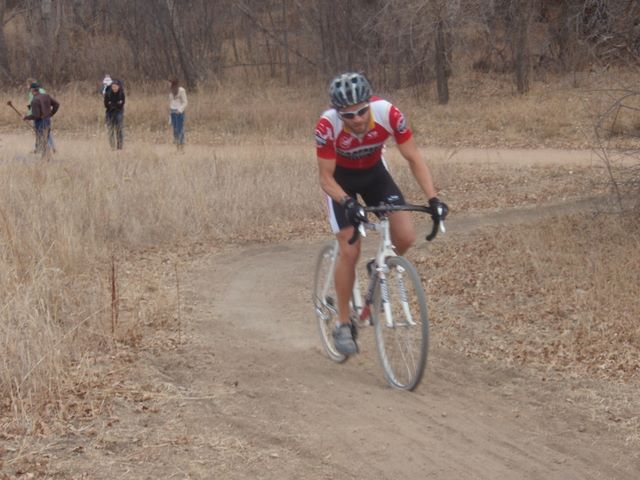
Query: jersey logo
336,143,383,160
315,128,330,147
396,113,408,134
366,130,379,140
338,136,353,149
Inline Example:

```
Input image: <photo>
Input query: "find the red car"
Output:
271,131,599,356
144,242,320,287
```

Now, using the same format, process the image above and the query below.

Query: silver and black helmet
329,72,372,108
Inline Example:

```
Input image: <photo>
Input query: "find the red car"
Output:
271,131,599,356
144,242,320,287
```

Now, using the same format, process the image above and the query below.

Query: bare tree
510,0,535,94
165,0,199,89
0,0,11,80
1,0,638,96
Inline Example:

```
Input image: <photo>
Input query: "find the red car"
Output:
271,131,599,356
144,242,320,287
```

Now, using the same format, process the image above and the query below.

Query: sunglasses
339,105,370,120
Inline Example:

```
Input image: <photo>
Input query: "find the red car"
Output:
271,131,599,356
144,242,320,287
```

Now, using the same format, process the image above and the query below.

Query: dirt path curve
134,210,637,480
75,201,636,479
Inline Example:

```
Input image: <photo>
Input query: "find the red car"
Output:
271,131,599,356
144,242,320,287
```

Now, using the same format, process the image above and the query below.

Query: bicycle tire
312,242,347,363
372,256,429,390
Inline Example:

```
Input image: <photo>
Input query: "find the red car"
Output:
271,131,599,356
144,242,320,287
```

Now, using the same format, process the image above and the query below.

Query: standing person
169,78,187,151
24,82,59,158
315,72,448,355
26,79,56,152
104,79,125,150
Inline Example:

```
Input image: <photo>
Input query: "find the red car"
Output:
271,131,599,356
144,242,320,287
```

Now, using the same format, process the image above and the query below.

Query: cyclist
315,72,448,356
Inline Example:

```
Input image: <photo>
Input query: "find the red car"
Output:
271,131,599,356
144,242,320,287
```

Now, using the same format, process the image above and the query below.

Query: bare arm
317,157,349,203
396,136,438,200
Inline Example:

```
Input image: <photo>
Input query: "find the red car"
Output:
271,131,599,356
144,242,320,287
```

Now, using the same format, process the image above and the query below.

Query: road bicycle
312,203,445,391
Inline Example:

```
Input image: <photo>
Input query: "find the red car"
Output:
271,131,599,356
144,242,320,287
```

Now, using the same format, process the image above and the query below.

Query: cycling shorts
326,160,405,233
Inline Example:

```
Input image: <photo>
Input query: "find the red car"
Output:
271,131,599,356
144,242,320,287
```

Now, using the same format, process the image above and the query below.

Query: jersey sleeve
315,117,336,159
389,105,412,144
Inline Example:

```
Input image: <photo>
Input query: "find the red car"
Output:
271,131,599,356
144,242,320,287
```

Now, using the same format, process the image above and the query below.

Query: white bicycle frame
324,215,403,328
322,202,446,329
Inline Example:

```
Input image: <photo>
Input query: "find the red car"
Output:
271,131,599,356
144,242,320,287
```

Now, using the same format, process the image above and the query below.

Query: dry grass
0,135,330,435
421,213,640,381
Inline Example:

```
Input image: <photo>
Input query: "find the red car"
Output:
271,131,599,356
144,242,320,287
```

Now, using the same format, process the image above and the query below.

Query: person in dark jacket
104,79,125,150
24,82,59,157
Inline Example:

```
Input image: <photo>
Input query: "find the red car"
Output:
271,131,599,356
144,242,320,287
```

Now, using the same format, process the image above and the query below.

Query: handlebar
347,203,446,245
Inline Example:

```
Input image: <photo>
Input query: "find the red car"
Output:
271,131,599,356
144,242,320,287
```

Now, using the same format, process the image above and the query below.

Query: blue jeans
32,121,55,151
34,118,51,155
170,111,185,146
106,111,124,150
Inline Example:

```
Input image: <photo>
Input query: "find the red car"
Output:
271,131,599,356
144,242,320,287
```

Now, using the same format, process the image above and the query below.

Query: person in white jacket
169,78,188,151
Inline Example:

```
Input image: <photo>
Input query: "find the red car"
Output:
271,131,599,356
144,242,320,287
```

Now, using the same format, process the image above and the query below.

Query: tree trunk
165,0,198,90
435,18,449,104
0,0,11,80
513,0,533,94
282,0,290,85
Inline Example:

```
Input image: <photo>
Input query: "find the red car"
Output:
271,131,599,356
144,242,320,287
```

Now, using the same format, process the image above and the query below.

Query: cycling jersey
315,96,412,170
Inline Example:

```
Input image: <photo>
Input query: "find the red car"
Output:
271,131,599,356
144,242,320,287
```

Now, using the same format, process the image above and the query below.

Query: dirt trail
2,135,638,478
101,231,636,479
43,207,637,479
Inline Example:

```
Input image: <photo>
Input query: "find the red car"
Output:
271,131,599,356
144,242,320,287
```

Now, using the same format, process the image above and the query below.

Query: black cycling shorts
327,160,405,233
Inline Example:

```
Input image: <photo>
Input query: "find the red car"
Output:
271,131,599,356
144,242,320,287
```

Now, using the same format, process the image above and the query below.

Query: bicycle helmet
329,72,372,108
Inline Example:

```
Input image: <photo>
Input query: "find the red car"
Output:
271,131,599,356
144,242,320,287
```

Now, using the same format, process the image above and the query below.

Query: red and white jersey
315,96,412,169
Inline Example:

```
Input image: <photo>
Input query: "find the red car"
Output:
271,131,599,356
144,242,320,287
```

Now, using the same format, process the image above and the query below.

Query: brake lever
426,206,446,241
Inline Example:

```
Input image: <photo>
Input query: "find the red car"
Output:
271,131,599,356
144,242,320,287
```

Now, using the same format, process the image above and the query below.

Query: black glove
428,197,448,221
342,196,366,227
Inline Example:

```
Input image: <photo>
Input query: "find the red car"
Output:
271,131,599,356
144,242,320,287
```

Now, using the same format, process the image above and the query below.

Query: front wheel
312,242,347,363
372,256,429,390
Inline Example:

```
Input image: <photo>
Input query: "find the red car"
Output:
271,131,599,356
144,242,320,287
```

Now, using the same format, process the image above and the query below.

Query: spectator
169,78,188,151
104,79,125,150
24,82,59,158
26,78,56,153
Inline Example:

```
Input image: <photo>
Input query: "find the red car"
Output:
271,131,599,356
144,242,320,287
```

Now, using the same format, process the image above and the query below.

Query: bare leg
389,210,416,255
334,227,361,325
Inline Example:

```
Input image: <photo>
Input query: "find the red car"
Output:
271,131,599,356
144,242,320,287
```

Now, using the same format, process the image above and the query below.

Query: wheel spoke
374,256,429,390
313,242,346,363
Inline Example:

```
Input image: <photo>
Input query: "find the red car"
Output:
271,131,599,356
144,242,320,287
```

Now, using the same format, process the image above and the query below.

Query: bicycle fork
357,264,416,329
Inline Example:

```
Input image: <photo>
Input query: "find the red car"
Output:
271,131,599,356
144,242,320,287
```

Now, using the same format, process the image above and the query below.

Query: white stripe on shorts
326,194,340,234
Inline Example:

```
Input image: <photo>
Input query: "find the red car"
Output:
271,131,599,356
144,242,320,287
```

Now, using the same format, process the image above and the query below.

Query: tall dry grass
0,135,327,431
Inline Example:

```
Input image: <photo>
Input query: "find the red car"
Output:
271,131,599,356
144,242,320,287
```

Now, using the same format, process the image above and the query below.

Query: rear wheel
313,242,347,363
372,256,429,390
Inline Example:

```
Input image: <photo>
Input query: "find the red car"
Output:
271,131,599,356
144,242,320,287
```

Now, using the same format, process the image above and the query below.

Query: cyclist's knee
336,230,360,264
394,229,416,254
339,242,360,264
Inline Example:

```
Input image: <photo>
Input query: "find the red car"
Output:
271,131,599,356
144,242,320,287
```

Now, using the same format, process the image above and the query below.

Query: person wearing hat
24,82,60,157
26,78,56,153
